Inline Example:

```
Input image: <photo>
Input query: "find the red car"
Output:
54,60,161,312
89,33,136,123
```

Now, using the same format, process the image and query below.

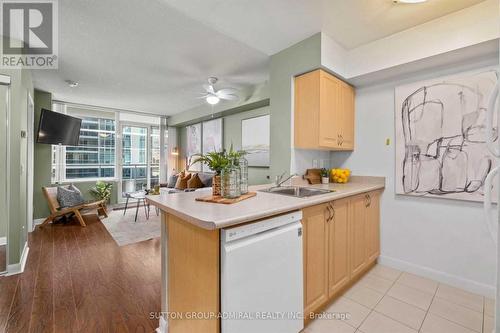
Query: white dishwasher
221,211,304,333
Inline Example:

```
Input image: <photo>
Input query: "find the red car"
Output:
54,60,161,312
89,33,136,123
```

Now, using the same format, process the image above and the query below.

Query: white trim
6,242,29,276
0,237,6,246
27,92,34,232
378,255,495,298
33,218,45,228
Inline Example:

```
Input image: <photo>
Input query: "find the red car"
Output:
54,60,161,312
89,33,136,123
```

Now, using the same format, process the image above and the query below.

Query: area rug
100,206,160,246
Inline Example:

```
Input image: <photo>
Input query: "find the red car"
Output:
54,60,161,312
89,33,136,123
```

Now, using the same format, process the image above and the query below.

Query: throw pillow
187,173,204,189
198,173,213,187
175,172,191,190
167,174,179,188
57,185,85,208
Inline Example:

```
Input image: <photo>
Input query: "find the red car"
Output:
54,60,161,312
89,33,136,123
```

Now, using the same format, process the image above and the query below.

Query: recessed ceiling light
206,95,220,105
393,0,427,3
65,80,79,88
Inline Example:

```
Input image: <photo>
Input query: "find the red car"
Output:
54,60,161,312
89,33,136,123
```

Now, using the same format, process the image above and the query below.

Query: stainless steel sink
260,186,334,198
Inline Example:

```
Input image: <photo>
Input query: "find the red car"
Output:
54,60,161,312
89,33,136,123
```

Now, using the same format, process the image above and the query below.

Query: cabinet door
319,71,341,148
349,194,367,278
340,82,355,150
366,191,381,263
328,199,350,298
294,70,320,149
302,203,330,315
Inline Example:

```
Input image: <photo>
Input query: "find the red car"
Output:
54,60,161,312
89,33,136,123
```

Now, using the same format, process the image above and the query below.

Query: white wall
331,60,499,297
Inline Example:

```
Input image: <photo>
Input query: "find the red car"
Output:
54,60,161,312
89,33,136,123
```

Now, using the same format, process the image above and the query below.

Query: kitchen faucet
275,172,298,187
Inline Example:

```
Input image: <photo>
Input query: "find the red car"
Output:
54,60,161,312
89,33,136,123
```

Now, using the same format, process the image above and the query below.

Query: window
52,116,116,182
150,126,160,188
186,119,223,172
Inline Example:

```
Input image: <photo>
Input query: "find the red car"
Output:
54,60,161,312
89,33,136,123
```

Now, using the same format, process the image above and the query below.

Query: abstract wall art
242,115,270,167
395,70,498,202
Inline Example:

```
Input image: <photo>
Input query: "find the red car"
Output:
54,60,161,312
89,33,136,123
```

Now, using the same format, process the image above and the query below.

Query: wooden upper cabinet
328,198,350,298
366,191,381,263
302,203,330,315
294,69,355,150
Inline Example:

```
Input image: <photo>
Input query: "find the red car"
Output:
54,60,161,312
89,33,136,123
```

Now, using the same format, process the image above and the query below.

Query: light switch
386,138,391,146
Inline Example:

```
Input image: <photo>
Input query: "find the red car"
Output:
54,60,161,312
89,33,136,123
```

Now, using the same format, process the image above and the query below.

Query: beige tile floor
303,264,494,333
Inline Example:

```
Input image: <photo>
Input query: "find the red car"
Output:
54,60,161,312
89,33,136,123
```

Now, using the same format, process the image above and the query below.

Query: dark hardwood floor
0,214,161,333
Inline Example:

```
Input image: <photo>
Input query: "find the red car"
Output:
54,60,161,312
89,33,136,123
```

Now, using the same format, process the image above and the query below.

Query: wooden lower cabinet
350,194,368,278
302,203,329,316
366,192,381,263
328,198,350,298
302,190,381,318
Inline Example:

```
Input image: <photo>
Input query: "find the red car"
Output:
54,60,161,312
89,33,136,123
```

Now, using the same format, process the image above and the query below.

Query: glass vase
221,166,241,199
239,156,249,194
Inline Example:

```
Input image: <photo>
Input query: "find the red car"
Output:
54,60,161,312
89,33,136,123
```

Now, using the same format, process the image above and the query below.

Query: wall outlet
312,159,319,168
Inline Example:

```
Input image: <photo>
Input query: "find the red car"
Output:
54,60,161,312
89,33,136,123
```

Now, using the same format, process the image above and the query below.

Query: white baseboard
0,237,6,246
156,316,167,333
378,255,495,298
33,218,45,228
7,242,29,276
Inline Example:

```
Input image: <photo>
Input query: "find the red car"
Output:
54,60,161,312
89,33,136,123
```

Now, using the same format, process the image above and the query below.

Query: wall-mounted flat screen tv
36,109,82,146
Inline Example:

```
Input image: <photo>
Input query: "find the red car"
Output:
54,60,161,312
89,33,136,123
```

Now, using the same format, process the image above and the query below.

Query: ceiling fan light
206,95,220,105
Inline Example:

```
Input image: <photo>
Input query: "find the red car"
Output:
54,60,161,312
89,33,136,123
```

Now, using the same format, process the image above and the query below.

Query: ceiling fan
199,77,239,105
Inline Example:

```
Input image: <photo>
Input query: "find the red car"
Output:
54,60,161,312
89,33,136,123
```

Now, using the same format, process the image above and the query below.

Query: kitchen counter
146,175,385,230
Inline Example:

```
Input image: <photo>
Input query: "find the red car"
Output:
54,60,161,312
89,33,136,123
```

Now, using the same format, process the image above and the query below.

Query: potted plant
190,146,246,197
90,181,113,212
320,168,329,184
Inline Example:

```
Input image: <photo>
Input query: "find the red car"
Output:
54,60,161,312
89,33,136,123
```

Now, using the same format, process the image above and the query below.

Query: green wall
178,106,271,185
269,33,322,179
33,91,120,219
33,90,53,219
1,67,34,265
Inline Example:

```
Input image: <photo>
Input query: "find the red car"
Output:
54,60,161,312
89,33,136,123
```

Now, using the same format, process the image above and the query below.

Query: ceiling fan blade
203,84,215,94
217,88,238,95
219,93,239,101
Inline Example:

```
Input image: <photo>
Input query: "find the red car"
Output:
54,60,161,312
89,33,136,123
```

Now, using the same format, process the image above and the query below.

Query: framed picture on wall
242,115,270,167
202,118,223,172
186,123,202,171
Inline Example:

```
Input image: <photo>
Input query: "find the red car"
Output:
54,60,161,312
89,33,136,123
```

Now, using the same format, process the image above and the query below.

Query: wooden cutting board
304,168,322,184
195,192,257,204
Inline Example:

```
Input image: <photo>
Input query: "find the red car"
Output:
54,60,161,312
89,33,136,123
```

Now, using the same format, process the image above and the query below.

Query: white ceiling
32,0,270,115
32,0,487,115
164,0,487,53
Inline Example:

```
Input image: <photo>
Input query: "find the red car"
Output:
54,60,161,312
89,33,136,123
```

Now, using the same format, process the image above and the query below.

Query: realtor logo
0,0,58,68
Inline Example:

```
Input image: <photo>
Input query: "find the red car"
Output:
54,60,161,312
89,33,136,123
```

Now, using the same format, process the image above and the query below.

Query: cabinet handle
330,204,335,222
325,206,332,222
365,194,371,207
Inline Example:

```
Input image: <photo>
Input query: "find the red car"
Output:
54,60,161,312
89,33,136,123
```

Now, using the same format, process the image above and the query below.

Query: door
302,203,329,315
328,199,350,297
350,194,367,278
0,76,10,274
366,192,381,263
319,71,341,148
121,124,149,195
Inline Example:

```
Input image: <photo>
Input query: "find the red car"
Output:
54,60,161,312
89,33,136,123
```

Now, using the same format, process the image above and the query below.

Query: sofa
160,171,214,194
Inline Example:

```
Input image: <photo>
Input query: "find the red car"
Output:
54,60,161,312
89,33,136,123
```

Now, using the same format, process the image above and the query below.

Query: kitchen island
146,176,385,333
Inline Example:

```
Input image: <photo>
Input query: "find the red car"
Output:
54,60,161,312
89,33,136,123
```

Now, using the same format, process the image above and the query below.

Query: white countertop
146,176,385,230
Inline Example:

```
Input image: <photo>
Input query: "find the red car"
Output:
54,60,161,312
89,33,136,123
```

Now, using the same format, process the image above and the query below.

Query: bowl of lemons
331,168,351,184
